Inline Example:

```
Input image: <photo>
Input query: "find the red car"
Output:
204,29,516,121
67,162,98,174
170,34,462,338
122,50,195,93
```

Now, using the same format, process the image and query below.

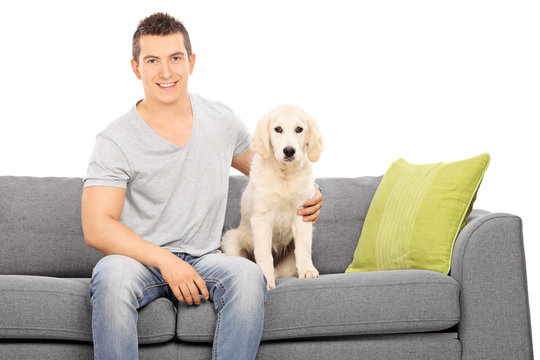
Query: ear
250,114,272,160
306,115,324,162
131,58,142,80
189,53,196,75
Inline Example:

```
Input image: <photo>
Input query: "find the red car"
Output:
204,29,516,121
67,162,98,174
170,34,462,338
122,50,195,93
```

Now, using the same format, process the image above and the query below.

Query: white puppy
221,104,323,290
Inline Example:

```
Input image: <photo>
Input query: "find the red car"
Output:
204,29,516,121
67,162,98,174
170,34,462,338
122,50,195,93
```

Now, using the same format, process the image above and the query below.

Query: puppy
221,104,323,290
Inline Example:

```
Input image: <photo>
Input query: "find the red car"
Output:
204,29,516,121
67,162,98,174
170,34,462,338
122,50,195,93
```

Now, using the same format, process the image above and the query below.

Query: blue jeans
89,252,267,360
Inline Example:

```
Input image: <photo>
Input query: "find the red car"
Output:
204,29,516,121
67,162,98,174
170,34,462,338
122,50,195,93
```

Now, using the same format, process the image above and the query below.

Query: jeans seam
137,282,169,301
205,278,226,294
206,277,227,360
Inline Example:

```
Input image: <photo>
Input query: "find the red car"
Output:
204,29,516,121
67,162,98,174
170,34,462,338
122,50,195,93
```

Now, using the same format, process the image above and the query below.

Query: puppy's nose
283,146,296,158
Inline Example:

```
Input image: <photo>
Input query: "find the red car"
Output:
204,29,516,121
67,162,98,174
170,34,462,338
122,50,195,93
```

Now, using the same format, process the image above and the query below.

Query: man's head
132,12,192,64
131,13,195,107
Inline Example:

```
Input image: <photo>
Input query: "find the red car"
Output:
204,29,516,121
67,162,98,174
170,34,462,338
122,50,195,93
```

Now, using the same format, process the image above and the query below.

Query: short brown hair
132,12,192,63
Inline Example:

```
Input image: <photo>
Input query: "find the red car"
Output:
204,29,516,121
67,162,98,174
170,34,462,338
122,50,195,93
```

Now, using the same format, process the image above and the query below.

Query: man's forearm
84,217,173,269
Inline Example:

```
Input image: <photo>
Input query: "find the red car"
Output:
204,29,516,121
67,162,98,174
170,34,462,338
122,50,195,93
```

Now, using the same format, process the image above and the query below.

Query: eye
147,59,158,64
295,126,303,133
274,126,282,133
172,56,182,62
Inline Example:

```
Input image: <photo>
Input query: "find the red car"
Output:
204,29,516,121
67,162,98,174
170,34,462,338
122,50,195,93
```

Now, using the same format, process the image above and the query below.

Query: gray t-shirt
83,93,250,256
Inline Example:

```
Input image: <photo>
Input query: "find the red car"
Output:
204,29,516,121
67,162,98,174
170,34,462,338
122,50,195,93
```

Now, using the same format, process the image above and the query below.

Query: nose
160,62,172,78
283,146,296,158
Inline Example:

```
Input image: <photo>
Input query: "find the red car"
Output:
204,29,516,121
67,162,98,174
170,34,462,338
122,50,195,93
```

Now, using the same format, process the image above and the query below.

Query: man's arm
231,149,323,225
81,186,209,305
231,149,253,176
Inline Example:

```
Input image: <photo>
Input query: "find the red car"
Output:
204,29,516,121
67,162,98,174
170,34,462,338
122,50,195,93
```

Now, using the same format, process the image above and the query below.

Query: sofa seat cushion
0,276,176,344
176,269,460,342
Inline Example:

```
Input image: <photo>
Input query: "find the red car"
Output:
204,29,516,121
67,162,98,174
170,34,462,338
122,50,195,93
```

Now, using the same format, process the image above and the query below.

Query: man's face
131,33,195,106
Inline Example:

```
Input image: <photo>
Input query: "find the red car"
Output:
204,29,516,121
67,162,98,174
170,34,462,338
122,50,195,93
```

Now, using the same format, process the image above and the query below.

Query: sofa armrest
450,210,533,359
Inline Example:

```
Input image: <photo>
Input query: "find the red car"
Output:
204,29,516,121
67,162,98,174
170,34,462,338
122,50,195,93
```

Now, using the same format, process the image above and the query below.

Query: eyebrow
142,51,186,61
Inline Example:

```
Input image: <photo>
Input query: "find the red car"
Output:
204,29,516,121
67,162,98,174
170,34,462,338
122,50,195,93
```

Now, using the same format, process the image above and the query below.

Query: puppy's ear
306,116,324,162
251,114,272,160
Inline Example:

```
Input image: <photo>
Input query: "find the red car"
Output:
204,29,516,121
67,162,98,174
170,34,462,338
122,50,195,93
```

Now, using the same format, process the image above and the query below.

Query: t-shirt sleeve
232,112,251,157
83,134,131,189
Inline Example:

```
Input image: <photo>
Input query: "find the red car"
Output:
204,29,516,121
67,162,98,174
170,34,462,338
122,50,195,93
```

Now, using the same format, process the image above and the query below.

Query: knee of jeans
90,255,143,298
230,259,267,299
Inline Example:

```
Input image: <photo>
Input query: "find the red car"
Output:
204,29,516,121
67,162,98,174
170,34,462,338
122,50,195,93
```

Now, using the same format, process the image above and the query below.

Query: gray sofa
0,175,533,359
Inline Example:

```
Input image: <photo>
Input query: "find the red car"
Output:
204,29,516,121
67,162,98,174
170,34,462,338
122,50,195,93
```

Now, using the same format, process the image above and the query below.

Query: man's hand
297,185,323,225
158,252,209,305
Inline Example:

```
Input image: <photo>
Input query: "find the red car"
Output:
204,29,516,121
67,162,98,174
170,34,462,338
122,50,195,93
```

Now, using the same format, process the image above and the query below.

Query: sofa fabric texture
177,270,460,342
0,176,103,277
0,175,533,359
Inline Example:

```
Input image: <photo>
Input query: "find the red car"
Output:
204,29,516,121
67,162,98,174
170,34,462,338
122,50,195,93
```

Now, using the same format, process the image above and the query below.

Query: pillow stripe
375,162,442,270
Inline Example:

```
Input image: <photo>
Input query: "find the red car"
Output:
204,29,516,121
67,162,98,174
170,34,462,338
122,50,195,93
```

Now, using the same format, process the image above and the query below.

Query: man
81,12,322,360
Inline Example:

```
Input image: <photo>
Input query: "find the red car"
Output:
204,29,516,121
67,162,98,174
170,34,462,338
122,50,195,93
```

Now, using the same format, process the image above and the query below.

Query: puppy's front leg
292,216,319,279
250,213,276,290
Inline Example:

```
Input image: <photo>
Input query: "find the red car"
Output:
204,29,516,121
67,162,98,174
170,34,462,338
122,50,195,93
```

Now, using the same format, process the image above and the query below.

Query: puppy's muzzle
283,146,296,161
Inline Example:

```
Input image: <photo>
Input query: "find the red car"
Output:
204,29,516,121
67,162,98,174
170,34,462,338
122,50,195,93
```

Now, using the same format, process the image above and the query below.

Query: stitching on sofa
137,333,176,340
1,281,458,297
0,326,174,342
1,290,89,298
177,318,461,340
271,281,460,293
0,327,92,336
457,214,515,282
260,318,461,334
1,281,458,298
214,310,221,359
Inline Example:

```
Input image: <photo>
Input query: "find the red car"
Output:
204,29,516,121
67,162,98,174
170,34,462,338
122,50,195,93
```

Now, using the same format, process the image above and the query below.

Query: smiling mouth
157,81,178,89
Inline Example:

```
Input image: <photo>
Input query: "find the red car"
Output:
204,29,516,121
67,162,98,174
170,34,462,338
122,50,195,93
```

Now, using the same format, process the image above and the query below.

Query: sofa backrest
0,175,382,277
0,176,102,277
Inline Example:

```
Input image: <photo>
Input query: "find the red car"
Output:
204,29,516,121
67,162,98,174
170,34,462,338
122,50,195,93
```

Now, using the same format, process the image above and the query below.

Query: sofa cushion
347,153,490,274
224,175,383,274
0,176,104,277
0,276,176,344
176,270,460,342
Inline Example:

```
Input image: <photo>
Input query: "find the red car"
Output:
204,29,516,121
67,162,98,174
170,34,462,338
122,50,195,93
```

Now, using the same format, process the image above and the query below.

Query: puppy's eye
295,127,303,133
274,126,283,133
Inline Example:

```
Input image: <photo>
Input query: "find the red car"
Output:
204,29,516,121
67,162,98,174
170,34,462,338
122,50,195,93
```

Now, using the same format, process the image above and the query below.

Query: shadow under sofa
0,175,533,359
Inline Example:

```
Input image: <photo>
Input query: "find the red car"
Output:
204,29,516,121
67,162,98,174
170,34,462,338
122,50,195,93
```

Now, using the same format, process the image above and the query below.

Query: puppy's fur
221,104,323,290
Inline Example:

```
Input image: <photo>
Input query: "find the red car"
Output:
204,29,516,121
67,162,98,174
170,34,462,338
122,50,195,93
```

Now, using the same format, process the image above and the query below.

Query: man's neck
137,93,192,126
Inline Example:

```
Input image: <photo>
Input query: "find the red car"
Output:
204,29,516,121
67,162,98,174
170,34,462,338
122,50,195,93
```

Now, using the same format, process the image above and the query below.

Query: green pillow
346,153,490,275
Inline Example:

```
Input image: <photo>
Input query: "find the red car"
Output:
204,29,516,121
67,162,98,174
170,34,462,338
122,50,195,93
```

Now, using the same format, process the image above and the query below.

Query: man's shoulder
97,103,138,142
191,93,237,120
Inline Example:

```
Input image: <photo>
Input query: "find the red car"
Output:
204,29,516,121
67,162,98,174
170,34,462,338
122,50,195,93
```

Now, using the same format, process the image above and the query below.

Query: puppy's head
251,104,323,163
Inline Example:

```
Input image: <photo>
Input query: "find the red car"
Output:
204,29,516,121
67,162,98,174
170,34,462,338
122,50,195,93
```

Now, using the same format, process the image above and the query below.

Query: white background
1,0,538,352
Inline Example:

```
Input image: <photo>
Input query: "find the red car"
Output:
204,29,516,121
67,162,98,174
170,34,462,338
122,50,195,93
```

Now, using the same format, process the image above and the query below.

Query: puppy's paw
267,279,276,290
263,272,276,290
298,267,319,279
